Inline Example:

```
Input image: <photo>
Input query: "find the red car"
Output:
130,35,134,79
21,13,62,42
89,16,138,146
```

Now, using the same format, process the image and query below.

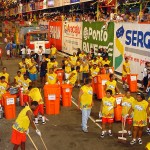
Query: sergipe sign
114,22,150,80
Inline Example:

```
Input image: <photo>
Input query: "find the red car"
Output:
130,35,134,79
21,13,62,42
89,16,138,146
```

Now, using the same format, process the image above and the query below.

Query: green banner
82,21,114,66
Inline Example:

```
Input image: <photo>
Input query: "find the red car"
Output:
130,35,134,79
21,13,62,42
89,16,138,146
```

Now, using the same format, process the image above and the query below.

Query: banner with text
62,21,82,54
82,21,114,66
49,21,62,51
114,22,150,80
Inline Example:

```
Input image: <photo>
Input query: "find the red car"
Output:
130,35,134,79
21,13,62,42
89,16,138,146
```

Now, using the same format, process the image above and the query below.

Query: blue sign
70,0,80,3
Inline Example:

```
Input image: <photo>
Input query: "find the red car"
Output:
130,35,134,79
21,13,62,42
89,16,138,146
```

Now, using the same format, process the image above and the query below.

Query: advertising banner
49,21,62,50
114,22,150,80
70,0,80,3
39,20,49,30
63,0,70,5
62,21,82,54
54,0,63,7
82,22,114,66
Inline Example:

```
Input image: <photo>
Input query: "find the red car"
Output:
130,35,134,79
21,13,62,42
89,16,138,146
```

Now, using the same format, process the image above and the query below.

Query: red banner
49,21,62,51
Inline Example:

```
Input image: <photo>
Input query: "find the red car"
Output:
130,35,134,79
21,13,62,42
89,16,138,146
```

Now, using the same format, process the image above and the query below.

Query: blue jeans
82,108,91,130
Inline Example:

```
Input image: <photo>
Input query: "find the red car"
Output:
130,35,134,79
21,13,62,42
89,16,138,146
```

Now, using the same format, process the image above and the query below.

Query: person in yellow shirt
78,78,93,133
99,89,117,138
90,57,99,67
27,58,38,86
121,91,135,137
70,52,77,69
47,58,58,71
122,57,130,88
25,55,31,65
50,45,57,58
76,58,83,87
14,71,23,86
21,74,32,93
82,61,89,85
101,56,110,67
0,67,10,83
65,56,72,80
89,64,100,78
105,74,119,95
79,51,86,60
46,68,58,84
67,66,80,86
19,58,27,75
97,53,103,67
0,76,9,102
11,101,41,150
127,92,149,145
28,86,46,125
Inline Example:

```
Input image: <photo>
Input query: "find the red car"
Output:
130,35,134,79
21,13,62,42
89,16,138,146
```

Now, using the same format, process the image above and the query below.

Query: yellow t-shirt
0,82,7,98
28,88,43,104
46,73,57,84
19,62,26,74
25,58,31,65
102,96,116,118
105,80,117,95
0,72,9,83
46,58,50,62
13,106,31,133
79,54,86,60
51,47,57,55
101,60,110,66
132,100,148,127
90,67,100,77
65,61,71,73
28,62,37,74
80,85,93,109
122,96,135,117
70,56,77,66
21,78,31,91
14,75,23,85
97,56,103,63
91,60,99,65
47,61,58,71
82,64,89,73
69,70,77,85
122,62,130,76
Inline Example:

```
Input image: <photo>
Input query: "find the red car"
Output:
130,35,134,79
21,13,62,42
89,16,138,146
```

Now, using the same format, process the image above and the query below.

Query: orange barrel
61,84,73,107
23,94,30,104
127,74,138,92
44,84,61,115
96,74,110,99
55,69,64,84
2,92,16,119
19,88,25,106
114,94,124,121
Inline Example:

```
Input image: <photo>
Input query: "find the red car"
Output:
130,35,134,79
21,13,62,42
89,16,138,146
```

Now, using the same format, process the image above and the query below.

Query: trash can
114,94,124,121
95,74,110,99
127,74,138,92
55,69,64,84
2,92,16,119
61,84,73,107
44,84,61,115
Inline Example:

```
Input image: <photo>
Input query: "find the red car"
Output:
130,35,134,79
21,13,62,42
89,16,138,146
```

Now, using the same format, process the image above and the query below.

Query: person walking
78,78,93,133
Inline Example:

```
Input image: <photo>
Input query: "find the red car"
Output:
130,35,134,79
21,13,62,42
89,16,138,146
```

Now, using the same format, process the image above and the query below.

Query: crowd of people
0,41,150,149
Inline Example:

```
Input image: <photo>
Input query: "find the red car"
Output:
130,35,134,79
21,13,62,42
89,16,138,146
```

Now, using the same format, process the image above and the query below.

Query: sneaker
42,121,46,125
130,139,136,145
148,131,150,135
78,84,81,87
100,133,105,138
108,132,113,137
138,138,142,145
146,128,150,133
82,128,88,133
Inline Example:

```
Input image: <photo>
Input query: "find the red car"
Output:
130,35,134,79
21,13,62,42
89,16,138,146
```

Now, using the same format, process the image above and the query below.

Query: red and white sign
62,22,82,54
49,21,62,51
